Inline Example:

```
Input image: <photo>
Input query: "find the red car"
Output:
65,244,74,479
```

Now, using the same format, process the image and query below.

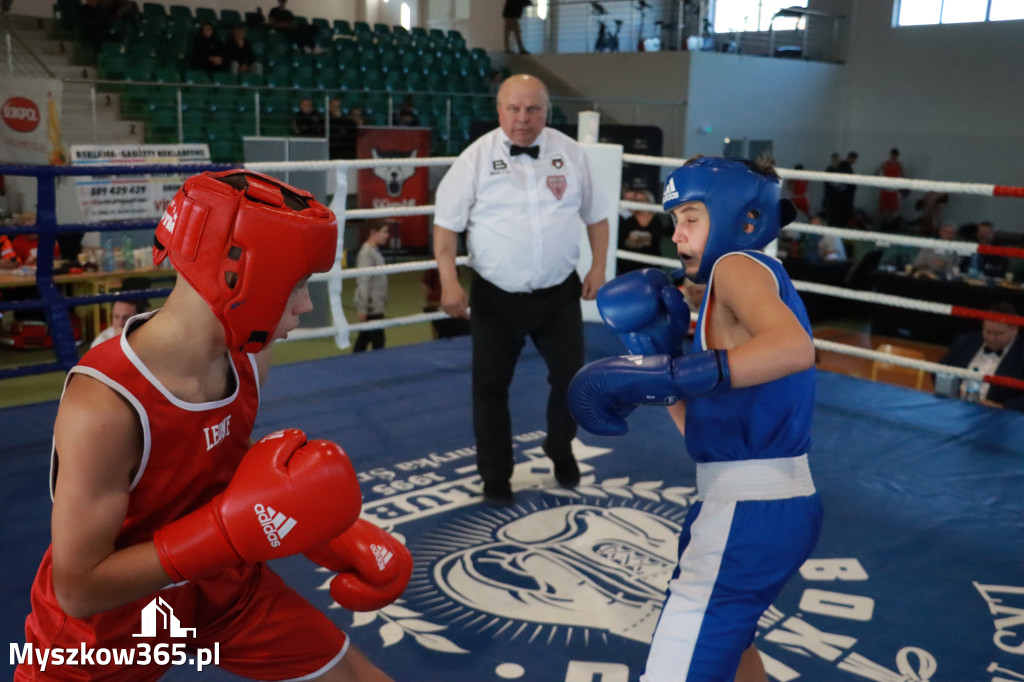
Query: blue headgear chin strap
662,157,795,283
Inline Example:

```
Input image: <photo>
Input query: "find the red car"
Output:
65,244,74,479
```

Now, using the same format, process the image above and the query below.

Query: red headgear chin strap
153,170,338,353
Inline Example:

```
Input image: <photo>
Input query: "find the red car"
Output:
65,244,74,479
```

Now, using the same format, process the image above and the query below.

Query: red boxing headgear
153,170,338,352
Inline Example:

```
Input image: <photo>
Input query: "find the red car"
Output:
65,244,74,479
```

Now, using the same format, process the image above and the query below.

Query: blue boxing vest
685,251,815,463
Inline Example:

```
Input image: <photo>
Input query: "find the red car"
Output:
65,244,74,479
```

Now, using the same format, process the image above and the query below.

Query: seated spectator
0,233,19,269
328,99,356,159
268,0,319,54
346,106,365,127
616,189,672,275
80,0,113,45
911,222,958,278
912,191,949,235
223,24,262,75
292,98,324,137
393,101,420,127
190,22,225,73
960,220,1008,279
812,213,848,261
91,297,147,348
938,302,1024,410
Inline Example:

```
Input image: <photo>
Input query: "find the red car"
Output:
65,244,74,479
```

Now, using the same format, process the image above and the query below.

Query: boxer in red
18,170,411,681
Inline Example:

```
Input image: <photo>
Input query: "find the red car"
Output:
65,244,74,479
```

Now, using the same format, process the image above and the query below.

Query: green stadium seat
144,108,179,144
239,72,265,88
212,71,238,86
353,21,371,34
142,2,166,18
153,67,182,83
221,9,243,26
195,7,218,24
169,5,192,21
97,54,128,82
183,69,212,84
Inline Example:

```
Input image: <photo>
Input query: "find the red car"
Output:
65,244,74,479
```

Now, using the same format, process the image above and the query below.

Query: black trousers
469,271,584,484
353,314,385,352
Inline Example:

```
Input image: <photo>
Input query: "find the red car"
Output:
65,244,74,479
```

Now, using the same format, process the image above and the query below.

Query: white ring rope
262,151,1022,393
621,153,1010,197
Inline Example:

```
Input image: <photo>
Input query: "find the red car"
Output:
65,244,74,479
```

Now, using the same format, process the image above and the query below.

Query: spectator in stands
0,233,19,269
787,164,811,220
393,101,420,127
90,297,147,348
502,0,531,54
190,22,225,73
939,302,1024,410
913,191,949,235
911,222,958,279
875,147,905,229
292,97,324,137
223,24,262,75
1,0,13,16
268,0,319,54
328,101,361,158
80,0,113,45
616,188,671,275
813,213,848,261
821,152,841,222
829,151,858,228
960,220,1008,279
346,106,365,127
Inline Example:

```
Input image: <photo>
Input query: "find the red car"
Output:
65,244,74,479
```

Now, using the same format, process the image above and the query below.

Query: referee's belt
497,273,575,297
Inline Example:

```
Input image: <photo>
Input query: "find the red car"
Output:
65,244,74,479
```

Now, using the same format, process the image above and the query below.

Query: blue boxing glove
568,350,731,436
597,268,691,357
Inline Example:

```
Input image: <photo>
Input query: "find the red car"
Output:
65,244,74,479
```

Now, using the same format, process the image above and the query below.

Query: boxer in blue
570,156,822,681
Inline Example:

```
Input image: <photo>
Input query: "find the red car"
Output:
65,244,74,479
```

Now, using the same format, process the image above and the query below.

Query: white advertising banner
0,77,65,165
69,143,211,223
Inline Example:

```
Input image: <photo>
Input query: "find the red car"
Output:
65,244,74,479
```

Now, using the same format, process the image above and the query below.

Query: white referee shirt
434,127,610,293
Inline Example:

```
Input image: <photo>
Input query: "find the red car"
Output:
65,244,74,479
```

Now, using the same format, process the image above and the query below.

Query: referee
433,74,611,505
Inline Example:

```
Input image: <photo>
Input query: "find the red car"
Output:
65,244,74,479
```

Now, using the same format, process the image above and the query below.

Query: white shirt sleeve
433,147,479,234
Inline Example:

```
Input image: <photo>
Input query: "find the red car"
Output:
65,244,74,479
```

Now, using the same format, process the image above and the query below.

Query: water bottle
964,374,982,403
122,233,134,270
102,235,116,272
968,253,982,278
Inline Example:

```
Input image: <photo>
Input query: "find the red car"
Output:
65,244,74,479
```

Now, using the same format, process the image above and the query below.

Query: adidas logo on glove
254,504,297,548
371,543,394,571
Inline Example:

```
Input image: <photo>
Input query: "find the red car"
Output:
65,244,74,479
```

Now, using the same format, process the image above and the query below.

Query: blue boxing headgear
662,157,795,283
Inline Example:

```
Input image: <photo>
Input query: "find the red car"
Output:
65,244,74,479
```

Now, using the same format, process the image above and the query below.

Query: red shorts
878,190,900,213
18,551,347,681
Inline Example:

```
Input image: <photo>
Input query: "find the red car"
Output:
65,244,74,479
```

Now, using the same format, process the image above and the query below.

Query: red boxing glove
306,519,413,612
154,429,362,582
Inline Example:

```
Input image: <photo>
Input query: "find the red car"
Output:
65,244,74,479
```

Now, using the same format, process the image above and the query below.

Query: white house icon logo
132,597,196,638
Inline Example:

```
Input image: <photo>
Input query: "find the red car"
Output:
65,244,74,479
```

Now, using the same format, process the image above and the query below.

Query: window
895,0,1024,26
712,1,809,34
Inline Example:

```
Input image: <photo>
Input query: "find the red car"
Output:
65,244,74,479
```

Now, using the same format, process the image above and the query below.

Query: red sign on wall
356,126,432,250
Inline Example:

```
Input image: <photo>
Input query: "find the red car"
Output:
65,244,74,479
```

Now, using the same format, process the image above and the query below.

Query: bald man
433,74,611,504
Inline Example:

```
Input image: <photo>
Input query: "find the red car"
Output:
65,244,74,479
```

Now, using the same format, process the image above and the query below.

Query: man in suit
939,302,1024,410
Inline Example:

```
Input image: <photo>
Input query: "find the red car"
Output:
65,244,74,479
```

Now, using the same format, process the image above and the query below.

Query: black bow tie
510,144,539,159
983,346,1004,357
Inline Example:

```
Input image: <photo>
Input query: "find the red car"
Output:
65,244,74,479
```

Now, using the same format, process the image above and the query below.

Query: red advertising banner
356,126,432,251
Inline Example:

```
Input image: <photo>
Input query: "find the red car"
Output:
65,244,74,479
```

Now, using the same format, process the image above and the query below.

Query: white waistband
696,454,816,502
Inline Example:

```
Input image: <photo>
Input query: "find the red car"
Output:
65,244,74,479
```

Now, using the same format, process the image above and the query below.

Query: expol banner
0,77,65,165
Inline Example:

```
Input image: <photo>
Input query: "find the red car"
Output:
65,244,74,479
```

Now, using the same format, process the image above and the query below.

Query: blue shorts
643,456,823,682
